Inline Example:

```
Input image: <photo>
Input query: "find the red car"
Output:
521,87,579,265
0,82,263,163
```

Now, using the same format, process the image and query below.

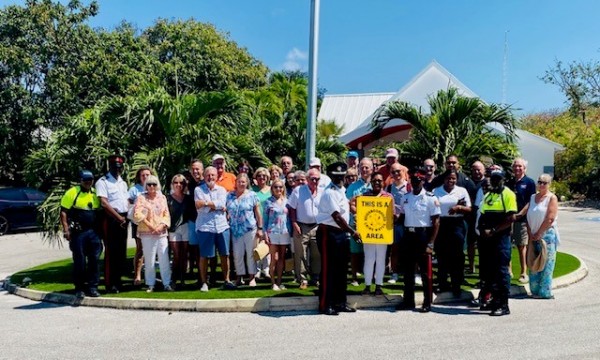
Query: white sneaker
272,284,280,291
249,279,257,287
518,274,529,283
350,280,360,287
255,271,262,280
279,284,286,290
200,283,209,292
146,287,154,293
388,273,399,284
415,275,423,286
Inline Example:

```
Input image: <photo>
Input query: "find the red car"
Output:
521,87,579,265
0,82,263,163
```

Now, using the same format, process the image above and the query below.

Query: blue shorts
198,229,230,258
188,221,200,246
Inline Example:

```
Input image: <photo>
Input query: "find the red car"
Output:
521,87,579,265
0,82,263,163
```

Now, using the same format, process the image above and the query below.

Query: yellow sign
356,196,394,244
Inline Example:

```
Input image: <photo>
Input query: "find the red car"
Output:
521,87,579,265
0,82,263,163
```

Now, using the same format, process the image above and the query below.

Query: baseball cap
385,148,399,158
309,157,322,167
211,154,225,162
79,170,94,181
346,150,359,159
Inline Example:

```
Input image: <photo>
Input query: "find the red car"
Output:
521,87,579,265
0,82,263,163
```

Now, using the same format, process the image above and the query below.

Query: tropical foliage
370,88,519,170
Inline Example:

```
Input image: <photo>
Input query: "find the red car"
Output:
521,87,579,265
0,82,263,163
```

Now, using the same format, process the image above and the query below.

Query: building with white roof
317,61,564,181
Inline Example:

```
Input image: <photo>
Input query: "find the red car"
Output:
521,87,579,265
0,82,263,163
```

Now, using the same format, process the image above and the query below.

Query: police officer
60,170,103,298
478,168,517,316
396,167,440,313
316,162,362,315
96,155,129,293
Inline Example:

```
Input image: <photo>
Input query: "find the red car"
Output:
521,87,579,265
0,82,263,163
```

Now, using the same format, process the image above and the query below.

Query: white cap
309,157,321,167
211,154,225,162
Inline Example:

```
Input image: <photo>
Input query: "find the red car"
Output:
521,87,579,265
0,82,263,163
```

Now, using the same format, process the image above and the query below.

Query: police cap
327,162,347,176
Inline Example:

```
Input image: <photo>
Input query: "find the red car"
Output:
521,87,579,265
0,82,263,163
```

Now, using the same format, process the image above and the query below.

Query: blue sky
3,0,600,115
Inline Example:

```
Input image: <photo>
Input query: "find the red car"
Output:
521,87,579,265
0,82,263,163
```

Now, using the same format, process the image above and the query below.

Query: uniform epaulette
426,191,435,196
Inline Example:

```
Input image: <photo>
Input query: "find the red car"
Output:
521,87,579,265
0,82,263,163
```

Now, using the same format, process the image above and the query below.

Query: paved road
1,207,599,359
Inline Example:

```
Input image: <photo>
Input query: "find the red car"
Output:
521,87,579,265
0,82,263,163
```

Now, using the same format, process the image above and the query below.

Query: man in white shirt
309,157,331,189
288,168,323,288
96,155,129,293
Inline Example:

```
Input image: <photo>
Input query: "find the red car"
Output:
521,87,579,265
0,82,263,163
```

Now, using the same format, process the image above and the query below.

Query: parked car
0,187,47,236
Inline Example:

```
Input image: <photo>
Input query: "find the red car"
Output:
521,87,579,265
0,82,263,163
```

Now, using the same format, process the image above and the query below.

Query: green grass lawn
10,247,580,300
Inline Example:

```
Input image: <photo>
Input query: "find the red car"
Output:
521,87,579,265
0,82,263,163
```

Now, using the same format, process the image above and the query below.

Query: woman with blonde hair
268,165,283,183
525,173,559,299
252,167,272,278
128,166,153,286
167,174,195,288
263,179,292,290
133,175,173,292
226,173,264,286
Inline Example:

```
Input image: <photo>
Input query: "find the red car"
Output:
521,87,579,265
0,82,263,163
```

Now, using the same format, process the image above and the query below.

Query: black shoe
322,306,339,316
395,302,415,311
420,305,431,313
469,299,481,307
88,289,101,297
361,286,371,295
335,304,357,313
74,290,85,299
490,307,510,316
374,286,384,296
109,286,120,294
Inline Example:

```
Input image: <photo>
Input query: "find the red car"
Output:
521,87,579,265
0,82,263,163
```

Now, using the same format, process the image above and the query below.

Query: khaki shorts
511,221,528,246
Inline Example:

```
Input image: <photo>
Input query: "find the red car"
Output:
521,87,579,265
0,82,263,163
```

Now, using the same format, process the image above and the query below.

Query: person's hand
263,233,271,245
352,231,362,244
63,230,71,242
292,223,301,236
425,246,433,254
482,229,493,238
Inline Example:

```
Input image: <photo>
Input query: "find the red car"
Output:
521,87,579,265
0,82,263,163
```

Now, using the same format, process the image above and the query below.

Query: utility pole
305,0,320,167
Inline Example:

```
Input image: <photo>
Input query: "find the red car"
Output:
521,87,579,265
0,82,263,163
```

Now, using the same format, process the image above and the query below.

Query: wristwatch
427,243,434,249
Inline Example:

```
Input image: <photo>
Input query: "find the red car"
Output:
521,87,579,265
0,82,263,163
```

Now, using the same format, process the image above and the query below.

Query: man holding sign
316,162,362,316
396,167,441,313
352,172,395,296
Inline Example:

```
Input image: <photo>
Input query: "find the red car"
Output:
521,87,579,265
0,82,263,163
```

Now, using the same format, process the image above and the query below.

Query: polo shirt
216,172,236,192
433,185,471,217
507,175,536,211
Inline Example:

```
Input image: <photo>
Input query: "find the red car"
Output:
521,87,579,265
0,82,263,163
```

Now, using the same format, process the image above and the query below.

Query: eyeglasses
147,183,158,187
172,181,183,184
537,181,549,185
424,165,434,169
256,174,267,178
309,177,320,182
272,186,284,189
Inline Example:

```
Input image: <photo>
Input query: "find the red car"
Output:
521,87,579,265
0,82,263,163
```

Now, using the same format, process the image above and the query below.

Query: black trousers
400,227,433,307
435,217,466,293
317,224,349,312
102,214,128,289
70,229,103,291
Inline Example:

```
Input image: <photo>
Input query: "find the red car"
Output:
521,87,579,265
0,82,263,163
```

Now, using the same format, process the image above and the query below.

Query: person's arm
100,197,127,226
288,207,301,236
514,202,529,221
426,215,440,254
331,211,362,244
254,202,264,240
349,195,358,214
532,194,558,241
154,196,170,234
60,209,71,241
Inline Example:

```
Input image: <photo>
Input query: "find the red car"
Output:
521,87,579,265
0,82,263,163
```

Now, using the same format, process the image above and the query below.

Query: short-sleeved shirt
216,172,236,192
316,183,349,228
95,173,129,213
128,184,144,203
61,186,102,229
167,194,195,232
194,183,229,233
226,191,259,238
479,187,517,235
433,185,471,217
507,175,536,211
387,182,410,216
288,184,322,224
346,178,372,200
400,189,441,227
264,196,290,235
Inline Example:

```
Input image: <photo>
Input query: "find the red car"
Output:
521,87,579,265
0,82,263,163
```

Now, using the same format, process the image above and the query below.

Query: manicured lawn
9,247,580,299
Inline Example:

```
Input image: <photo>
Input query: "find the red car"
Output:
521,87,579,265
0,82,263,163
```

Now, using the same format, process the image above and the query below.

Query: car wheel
0,215,8,236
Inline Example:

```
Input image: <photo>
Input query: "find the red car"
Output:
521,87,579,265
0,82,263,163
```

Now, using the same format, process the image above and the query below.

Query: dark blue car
0,187,47,236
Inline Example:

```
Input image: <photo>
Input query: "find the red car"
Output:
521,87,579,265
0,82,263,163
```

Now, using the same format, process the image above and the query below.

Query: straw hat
527,238,548,273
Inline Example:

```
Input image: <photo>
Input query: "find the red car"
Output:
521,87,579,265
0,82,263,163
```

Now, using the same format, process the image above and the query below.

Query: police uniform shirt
96,172,129,213
433,185,471,217
400,189,441,227
316,183,349,228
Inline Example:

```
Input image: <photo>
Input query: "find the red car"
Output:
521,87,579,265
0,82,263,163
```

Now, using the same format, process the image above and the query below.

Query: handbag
253,240,270,261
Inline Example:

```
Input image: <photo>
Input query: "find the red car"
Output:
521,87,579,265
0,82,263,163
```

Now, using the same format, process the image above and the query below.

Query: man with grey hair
507,157,536,283
281,156,294,179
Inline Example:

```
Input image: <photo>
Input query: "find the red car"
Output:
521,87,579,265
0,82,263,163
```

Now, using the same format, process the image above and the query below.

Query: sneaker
350,280,360,287
374,286,384,296
222,281,237,290
249,279,257,287
75,290,85,299
87,289,100,298
272,284,281,291
146,287,154,293
490,306,510,316
299,281,308,290
263,269,271,279
388,273,398,284
255,271,262,280
279,284,286,290
200,283,209,292
164,285,174,292
518,274,529,283
415,275,423,286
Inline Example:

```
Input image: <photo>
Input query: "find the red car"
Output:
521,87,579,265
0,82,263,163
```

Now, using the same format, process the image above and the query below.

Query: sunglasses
272,185,284,189
424,165,434,169
147,183,158,187
371,179,383,183
172,181,183,184
256,174,267,178
309,177,320,182
537,181,549,185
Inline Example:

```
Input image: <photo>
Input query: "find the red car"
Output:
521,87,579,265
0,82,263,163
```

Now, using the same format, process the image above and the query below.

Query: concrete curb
3,257,588,313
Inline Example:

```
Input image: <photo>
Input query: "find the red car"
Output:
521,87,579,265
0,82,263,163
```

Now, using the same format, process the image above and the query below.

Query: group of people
59,149,560,317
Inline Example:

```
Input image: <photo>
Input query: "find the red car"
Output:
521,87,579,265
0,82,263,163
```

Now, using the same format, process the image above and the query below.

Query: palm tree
370,87,519,169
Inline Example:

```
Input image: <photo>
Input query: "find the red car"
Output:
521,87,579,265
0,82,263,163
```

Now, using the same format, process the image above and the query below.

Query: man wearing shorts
194,166,234,291
507,158,536,283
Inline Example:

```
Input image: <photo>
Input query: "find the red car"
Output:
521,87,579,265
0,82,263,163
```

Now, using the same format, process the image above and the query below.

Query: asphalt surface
1,206,599,359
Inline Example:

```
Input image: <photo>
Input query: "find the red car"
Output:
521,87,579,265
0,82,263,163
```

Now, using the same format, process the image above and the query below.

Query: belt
297,222,317,227
405,226,429,233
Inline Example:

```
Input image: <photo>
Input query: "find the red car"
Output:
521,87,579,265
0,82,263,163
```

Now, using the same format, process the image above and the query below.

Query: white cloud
282,47,308,71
